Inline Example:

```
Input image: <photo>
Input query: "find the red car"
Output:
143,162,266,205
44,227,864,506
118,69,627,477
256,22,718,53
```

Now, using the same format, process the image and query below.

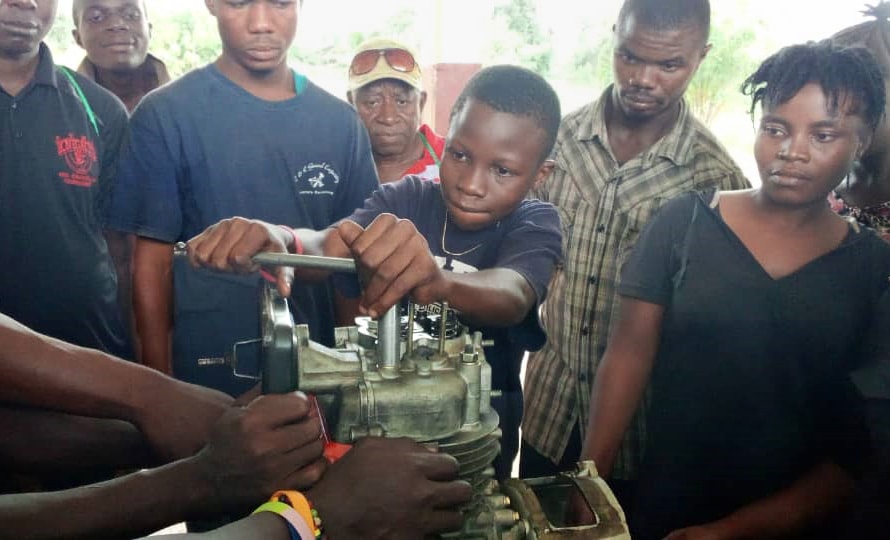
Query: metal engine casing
250,284,629,539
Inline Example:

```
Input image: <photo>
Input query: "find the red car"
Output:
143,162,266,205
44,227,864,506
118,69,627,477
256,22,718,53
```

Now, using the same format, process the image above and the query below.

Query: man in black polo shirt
0,0,130,359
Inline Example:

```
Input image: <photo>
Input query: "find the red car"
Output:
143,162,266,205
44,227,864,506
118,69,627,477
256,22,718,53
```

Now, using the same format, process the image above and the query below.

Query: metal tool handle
254,251,400,370
253,252,356,273
175,243,400,369
173,242,357,273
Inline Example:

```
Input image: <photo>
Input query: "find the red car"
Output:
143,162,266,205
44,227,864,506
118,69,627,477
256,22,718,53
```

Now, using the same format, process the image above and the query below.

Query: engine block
233,251,631,539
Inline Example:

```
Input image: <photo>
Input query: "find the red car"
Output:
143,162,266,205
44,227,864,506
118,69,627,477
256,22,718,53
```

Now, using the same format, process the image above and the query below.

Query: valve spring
419,309,461,339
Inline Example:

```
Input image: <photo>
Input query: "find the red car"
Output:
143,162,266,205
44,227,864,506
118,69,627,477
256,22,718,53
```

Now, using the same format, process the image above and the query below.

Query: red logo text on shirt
56,134,97,187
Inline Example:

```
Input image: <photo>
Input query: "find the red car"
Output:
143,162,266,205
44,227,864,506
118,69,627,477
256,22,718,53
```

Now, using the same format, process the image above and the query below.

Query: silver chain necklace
440,212,484,257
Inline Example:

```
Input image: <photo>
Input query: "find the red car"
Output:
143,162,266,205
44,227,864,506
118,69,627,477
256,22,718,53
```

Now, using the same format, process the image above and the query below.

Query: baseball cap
347,38,422,92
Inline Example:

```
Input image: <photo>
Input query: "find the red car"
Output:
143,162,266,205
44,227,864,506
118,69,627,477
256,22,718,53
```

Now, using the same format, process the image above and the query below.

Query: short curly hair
617,0,711,42
742,40,886,135
449,65,561,164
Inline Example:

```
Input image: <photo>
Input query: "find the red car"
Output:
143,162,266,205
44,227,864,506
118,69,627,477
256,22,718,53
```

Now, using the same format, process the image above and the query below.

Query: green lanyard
55,69,306,138
293,70,307,96
59,66,99,136
419,131,442,168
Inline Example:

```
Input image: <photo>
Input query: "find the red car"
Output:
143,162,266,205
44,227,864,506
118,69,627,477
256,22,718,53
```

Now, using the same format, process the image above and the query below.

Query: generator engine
236,253,630,540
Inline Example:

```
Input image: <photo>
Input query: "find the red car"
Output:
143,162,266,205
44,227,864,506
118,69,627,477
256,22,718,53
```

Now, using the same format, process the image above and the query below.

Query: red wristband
278,225,303,255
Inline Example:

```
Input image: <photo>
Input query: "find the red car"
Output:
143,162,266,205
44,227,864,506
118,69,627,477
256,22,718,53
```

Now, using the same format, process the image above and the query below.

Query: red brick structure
422,63,482,134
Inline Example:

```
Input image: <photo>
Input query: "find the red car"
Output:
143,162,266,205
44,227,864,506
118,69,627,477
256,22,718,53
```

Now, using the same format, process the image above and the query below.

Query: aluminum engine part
240,252,629,539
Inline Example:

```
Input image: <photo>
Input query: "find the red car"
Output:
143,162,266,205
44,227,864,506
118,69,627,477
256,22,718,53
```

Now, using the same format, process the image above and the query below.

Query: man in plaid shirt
520,0,749,503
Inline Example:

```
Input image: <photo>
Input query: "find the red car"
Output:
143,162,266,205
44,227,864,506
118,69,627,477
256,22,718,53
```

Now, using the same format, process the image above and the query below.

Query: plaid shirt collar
574,85,696,168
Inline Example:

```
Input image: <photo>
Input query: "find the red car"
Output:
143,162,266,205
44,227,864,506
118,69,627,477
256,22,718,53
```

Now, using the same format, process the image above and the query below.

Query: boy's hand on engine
338,215,448,318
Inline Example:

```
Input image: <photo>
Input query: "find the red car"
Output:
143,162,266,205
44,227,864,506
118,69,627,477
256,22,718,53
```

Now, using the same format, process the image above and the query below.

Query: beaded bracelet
272,490,325,540
252,500,315,540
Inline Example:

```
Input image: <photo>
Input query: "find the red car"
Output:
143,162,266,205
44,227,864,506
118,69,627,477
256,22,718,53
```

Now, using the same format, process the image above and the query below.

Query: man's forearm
438,269,534,327
0,407,154,473
0,313,180,425
581,348,654,476
579,298,664,476
0,457,213,540
104,230,135,348
710,462,855,539
133,238,174,373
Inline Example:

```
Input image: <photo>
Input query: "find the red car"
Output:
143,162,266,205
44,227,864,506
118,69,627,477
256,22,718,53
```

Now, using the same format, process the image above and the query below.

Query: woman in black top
575,41,890,539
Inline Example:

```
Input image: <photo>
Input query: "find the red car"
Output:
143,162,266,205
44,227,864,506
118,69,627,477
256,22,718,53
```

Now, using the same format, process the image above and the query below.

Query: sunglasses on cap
350,48,417,76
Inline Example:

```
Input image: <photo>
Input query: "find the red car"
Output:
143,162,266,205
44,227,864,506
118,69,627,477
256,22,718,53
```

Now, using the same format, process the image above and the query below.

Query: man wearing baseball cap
347,38,445,183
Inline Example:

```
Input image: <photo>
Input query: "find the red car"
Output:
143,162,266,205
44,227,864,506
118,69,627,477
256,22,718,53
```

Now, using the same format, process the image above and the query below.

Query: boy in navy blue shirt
188,65,563,479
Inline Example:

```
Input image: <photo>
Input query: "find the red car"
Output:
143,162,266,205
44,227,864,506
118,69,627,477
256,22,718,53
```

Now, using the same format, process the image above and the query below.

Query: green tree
292,7,419,71
685,21,758,125
45,13,75,58
149,12,219,78
491,0,553,75
570,24,612,87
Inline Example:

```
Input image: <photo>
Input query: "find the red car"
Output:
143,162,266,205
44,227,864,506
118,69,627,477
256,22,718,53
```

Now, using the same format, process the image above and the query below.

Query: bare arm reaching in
188,215,538,326
0,312,229,461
